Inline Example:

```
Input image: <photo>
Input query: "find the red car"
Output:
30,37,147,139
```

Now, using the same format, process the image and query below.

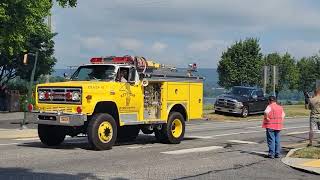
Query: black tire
87,113,117,150
155,112,185,144
241,106,249,118
154,128,166,142
117,125,140,142
38,124,66,146
215,110,223,115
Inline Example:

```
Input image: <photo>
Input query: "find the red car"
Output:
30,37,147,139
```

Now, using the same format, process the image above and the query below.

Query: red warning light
90,57,104,64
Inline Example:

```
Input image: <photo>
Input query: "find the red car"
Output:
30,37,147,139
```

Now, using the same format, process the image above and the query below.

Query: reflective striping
161,146,223,155
228,140,258,144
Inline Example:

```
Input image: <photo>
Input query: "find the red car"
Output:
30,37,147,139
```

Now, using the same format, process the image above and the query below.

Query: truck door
256,90,268,112
248,90,259,112
117,67,143,122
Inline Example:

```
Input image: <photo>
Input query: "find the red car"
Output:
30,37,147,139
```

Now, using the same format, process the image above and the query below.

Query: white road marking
186,135,213,139
228,140,258,144
246,126,262,129
286,131,309,135
246,151,268,155
161,146,223,155
0,143,20,146
14,137,39,141
207,126,309,138
127,145,153,149
282,126,309,130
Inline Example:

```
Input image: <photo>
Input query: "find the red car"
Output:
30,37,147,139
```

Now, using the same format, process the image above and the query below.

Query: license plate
60,116,70,124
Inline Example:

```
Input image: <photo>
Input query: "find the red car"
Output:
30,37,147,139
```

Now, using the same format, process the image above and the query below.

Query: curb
281,148,320,175
0,129,38,139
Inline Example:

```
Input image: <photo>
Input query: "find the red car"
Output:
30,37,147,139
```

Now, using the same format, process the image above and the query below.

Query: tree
217,38,263,88
264,52,299,97
0,0,77,87
297,53,320,92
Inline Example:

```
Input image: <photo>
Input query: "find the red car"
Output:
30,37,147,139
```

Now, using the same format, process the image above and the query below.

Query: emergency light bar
90,56,134,64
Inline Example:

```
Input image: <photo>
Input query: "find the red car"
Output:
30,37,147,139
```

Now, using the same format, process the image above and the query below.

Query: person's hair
268,96,277,102
315,88,320,96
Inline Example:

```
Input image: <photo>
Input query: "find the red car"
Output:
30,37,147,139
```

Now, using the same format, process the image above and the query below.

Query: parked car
214,86,268,117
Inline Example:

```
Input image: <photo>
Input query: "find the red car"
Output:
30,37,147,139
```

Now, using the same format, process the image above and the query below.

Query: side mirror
252,95,258,99
63,73,70,79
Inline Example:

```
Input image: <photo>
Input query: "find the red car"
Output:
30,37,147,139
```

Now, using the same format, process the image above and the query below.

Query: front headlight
38,91,45,100
72,91,81,101
235,102,243,107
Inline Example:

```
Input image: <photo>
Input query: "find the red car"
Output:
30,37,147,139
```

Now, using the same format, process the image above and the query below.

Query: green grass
204,104,309,121
291,146,320,159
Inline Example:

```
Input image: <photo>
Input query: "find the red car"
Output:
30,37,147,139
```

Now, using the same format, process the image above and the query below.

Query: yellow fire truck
28,56,204,150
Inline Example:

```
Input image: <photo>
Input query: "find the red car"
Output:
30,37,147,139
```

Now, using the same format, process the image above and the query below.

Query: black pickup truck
214,86,268,117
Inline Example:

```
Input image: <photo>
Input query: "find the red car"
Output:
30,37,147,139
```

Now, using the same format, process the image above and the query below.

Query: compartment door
189,83,203,119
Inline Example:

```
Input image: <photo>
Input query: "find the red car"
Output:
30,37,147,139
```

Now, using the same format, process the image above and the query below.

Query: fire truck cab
28,56,204,150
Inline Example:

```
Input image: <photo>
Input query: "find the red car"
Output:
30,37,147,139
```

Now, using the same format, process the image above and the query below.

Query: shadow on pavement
0,167,128,180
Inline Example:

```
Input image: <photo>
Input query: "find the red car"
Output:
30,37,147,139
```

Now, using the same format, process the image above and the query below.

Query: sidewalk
282,148,320,175
0,128,38,139
0,112,24,121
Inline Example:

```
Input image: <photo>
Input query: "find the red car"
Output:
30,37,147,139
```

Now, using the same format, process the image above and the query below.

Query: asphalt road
0,117,319,180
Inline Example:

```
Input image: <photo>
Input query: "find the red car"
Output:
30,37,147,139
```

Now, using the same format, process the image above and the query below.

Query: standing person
308,88,320,146
304,91,311,109
262,96,285,158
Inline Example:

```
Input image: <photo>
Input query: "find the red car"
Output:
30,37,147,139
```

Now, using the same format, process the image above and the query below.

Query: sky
52,0,320,69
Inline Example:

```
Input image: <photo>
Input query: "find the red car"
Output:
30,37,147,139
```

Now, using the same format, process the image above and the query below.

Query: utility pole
263,66,268,95
45,10,52,83
272,66,276,96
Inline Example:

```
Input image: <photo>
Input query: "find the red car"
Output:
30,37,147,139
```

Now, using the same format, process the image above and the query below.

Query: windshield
71,65,116,81
229,87,253,96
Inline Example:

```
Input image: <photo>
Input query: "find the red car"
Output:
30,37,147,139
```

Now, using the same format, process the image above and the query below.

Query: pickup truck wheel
117,125,140,142
38,124,66,146
156,112,185,144
87,113,117,150
241,106,249,118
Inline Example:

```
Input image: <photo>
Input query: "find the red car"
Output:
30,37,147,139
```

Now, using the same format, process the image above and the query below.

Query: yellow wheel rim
171,119,183,138
98,121,113,143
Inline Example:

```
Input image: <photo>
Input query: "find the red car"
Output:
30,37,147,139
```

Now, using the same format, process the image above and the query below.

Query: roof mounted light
90,57,104,64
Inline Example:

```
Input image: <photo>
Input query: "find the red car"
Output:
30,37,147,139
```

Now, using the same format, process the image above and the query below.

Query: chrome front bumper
26,111,87,126
214,105,243,114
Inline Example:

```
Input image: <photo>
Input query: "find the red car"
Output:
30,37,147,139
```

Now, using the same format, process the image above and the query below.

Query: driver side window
116,67,129,82
257,90,264,97
129,68,136,82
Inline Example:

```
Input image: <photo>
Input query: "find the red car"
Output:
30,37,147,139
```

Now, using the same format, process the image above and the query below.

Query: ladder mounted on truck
89,56,205,82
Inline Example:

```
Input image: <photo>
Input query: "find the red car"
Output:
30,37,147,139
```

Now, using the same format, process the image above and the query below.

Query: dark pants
266,128,281,156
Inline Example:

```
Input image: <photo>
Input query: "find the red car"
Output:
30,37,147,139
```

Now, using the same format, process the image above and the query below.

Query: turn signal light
27,104,33,112
76,106,82,114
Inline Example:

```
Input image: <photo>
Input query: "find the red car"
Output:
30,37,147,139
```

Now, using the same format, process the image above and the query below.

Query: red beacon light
90,57,104,64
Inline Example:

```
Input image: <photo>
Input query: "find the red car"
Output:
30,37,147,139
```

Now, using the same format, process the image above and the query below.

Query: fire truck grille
38,87,82,105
